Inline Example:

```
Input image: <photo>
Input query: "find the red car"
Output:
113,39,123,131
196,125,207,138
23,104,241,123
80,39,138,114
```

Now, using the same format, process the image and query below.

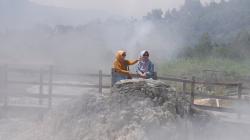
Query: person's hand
127,74,132,79
139,73,146,79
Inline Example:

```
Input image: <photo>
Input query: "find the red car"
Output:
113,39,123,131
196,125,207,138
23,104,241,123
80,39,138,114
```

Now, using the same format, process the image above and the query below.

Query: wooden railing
157,75,250,115
0,65,110,109
0,64,249,115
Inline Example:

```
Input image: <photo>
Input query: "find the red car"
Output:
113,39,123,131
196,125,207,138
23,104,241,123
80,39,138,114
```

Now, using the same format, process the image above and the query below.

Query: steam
0,18,185,73
0,1,249,140
126,21,153,57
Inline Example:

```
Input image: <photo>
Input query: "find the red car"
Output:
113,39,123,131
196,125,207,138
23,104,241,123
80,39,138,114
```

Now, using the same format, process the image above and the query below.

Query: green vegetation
145,0,250,78
158,58,250,77
158,30,250,77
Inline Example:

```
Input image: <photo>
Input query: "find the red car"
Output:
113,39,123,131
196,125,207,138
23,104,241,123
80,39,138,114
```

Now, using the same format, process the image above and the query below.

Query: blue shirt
136,60,154,79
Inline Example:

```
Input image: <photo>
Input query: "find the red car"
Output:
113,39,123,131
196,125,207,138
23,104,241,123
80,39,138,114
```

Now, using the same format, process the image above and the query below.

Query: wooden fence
158,75,250,115
0,65,110,109
0,64,249,115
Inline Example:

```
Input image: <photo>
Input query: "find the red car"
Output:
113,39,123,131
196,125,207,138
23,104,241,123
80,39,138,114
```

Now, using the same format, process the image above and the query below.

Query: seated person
136,50,154,79
112,50,139,83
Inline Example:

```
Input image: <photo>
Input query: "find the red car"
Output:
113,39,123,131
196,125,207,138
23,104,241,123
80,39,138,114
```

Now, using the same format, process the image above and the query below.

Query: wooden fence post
153,72,157,80
0,66,1,86
237,83,242,100
39,68,44,105
3,64,8,107
0,66,4,106
48,66,53,108
111,68,115,87
183,77,187,95
237,83,242,118
191,76,196,105
99,70,102,94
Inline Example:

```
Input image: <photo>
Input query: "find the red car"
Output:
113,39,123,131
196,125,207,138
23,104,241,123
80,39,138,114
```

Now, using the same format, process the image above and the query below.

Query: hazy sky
30,0,221,17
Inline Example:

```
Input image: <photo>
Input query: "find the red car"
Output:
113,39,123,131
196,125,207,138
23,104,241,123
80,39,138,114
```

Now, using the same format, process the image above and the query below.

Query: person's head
116,50,126,61
140,50,149,61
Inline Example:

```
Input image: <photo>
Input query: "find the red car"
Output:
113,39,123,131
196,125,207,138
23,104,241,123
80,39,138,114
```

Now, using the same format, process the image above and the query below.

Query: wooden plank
195,81,239,86
158,76,239,86
54,72,101,77
192,104,237,113
8,68,41,74
6,92,44,98
241,92,250,95
3,92,80,99
51,94,81,98
158,76,192,83
192,104,250,114
8,81,40,85
8,67,111,78
242,86,250,90
194,93,241,101
1,104,49,111
7,80,110,88
47,71,111,78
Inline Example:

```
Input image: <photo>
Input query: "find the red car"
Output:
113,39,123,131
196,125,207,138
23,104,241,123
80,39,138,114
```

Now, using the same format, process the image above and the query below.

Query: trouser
114,74,127,84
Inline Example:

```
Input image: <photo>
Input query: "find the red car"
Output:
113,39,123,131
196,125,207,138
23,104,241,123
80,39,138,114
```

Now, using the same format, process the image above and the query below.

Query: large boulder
112,79,192,117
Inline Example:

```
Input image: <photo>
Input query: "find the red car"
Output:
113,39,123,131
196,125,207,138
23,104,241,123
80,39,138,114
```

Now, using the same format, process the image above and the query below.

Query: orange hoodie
112,50,138,75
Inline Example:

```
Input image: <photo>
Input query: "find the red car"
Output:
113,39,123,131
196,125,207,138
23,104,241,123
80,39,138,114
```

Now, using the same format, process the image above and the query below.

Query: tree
144,9,163,20
195,32,214,57
231,30,250,57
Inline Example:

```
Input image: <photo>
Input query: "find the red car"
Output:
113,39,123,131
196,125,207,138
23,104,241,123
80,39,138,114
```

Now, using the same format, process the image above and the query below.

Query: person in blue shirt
136,50,154,79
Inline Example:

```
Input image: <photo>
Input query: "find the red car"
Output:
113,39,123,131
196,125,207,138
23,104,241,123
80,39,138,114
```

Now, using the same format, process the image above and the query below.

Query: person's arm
113,61,130,75
127,59,139,65
115,66,129,75
136,63,144,75
146,63,154,77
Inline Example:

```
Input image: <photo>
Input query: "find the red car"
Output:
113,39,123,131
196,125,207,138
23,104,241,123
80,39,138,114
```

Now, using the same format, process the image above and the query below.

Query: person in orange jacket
113,50,139,83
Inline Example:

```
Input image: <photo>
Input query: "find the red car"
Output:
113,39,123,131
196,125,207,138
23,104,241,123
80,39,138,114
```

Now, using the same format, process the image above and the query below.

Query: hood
140,50,149,57
115,50,126,61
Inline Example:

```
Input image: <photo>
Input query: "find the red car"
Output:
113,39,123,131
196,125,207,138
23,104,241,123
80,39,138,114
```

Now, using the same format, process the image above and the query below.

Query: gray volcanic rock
15,79,212,140
112,79,192,117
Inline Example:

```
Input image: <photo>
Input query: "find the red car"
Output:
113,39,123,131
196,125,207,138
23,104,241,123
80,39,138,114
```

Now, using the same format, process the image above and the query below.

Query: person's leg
114,74,127,83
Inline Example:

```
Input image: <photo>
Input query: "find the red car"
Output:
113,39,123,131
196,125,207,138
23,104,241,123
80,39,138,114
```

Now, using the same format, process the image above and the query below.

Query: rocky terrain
2,79,249,140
